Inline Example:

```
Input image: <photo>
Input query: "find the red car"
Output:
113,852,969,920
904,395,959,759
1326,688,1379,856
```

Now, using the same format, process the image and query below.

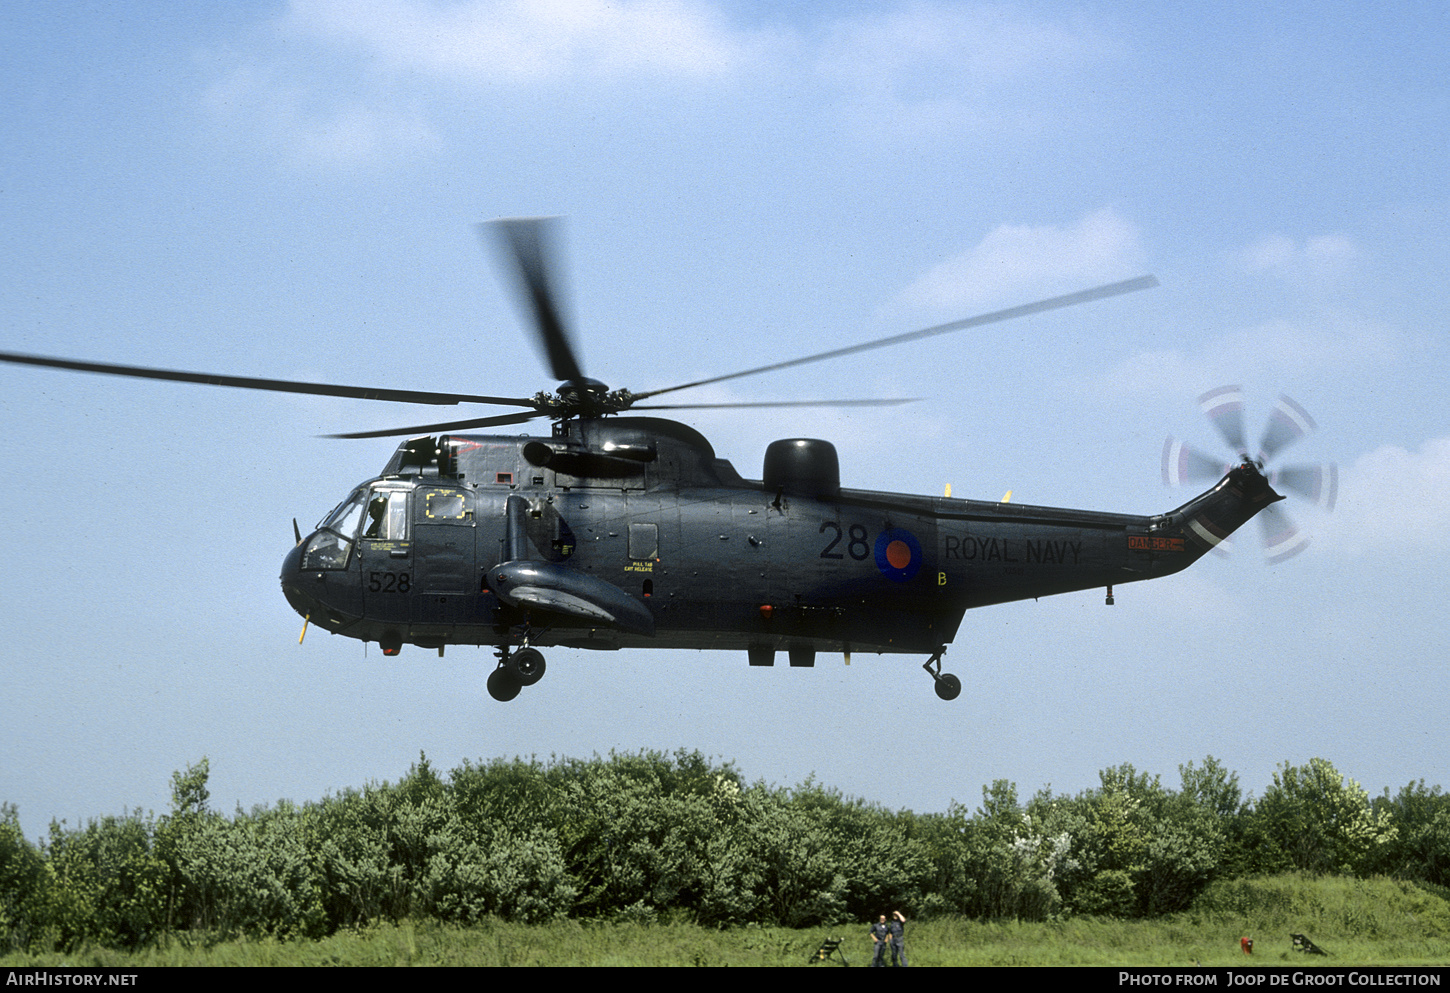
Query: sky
2,1,1448,842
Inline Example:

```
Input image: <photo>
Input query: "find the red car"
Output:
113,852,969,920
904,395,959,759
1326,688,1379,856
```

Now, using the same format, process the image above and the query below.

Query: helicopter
0,218,1333,702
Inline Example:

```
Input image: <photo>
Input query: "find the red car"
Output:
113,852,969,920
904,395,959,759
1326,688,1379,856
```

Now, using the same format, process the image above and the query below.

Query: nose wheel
922,646,961,701
487,644,548,702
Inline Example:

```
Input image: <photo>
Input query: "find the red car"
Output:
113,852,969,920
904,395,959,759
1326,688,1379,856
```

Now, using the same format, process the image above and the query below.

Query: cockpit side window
363,488,408,541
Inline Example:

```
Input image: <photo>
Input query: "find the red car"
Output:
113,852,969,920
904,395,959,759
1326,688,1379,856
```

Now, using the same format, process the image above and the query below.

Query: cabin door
411,484,478,624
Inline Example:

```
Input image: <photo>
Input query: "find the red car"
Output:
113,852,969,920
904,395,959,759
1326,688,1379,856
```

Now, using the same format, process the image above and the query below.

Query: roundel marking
874,528,922,582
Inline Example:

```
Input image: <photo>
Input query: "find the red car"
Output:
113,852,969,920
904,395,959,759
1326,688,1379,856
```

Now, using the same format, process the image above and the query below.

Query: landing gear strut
486,640,548,702
922,645,961,701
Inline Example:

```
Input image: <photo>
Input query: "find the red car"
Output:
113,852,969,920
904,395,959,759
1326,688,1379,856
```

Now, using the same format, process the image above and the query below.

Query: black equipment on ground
808,936,850,966
1291,933,1329,956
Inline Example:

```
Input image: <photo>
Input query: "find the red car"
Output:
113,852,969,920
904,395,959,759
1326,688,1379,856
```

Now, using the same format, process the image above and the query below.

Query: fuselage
281,417,1280,661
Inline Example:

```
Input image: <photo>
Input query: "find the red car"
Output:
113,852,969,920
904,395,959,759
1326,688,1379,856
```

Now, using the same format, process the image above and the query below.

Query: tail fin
1170,461,1283,554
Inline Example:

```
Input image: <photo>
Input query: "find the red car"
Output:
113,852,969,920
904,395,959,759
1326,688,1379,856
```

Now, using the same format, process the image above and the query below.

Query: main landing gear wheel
487,642,547,701
508,647,546,686
487,667,522,702
934,673,962,701
921,645,960,701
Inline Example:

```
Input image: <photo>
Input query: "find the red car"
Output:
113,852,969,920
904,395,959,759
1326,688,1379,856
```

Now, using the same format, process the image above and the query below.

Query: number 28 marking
819,521,870,561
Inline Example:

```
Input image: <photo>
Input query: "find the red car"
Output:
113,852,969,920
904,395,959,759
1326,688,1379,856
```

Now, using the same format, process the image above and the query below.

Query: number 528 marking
368,571,411,593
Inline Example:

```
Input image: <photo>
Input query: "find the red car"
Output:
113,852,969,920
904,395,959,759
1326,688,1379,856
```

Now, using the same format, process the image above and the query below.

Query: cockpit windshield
319,488,367,538
302,489,367,571
304,484,410,571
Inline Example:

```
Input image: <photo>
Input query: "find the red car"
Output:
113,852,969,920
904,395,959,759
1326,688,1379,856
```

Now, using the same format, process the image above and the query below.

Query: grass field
4,875,1447,967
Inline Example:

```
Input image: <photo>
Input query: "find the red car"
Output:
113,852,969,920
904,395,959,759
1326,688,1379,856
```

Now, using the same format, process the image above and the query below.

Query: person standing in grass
888,910,908,967
869,914,890,967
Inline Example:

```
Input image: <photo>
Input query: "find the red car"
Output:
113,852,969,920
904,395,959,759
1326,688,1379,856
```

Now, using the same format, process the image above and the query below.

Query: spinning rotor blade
483,217,585,384
1162,437,1231,486
322,409,547,440
1198,385,1247,455
1258,503,1309,563
634,275,1159,401
1164,387,1336,562
5,227,1159,438
0,350,533,408
1272,463,1338,511
1259,394,1317,463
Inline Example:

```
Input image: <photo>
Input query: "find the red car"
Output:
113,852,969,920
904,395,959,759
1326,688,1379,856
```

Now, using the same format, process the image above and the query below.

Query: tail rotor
1164,386,1336,562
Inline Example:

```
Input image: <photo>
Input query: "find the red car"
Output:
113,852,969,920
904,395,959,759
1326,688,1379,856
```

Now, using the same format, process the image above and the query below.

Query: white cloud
201,2,1126,168
1089,310,1413,405
282,0,767,82
816,3,1100,86
814,4,1115,137
1089,348,1208,403
277,0,1107,90
896,208,1146,314
202,63,439,170
1324,436,1450,557
1237,232,1359,286
1216,312,1404,378
200,0,782,169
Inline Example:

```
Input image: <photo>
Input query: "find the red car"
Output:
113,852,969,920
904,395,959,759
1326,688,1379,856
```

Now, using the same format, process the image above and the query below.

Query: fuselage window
423,490,468,520
629,523,658,561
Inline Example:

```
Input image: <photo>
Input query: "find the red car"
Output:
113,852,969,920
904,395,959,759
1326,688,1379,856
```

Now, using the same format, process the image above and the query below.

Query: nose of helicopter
280,531,367,638
279,538,316,620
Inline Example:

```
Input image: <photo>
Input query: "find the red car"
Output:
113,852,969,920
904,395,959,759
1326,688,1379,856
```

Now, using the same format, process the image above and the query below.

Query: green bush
7,751,1450,952
1240,758,1398,876
0,804,48,952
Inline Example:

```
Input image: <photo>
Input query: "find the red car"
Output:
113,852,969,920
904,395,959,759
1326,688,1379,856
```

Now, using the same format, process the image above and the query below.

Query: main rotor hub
540,378,637,419
559,377,608,398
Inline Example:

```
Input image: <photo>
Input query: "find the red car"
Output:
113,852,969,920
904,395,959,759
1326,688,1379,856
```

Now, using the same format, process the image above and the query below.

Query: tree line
2,751,1447,952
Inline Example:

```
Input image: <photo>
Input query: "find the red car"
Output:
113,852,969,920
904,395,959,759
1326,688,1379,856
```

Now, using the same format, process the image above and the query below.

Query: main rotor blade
483,217,584,383
633,398,920,410
634,275,1158,401
322,409,547,439
0,350,533,407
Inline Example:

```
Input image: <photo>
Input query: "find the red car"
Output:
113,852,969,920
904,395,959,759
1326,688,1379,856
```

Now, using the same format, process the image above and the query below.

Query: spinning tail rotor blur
1163,387,1337,562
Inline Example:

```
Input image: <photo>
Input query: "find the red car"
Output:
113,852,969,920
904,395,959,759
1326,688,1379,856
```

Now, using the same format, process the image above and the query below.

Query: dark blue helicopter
1,219,1334,701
